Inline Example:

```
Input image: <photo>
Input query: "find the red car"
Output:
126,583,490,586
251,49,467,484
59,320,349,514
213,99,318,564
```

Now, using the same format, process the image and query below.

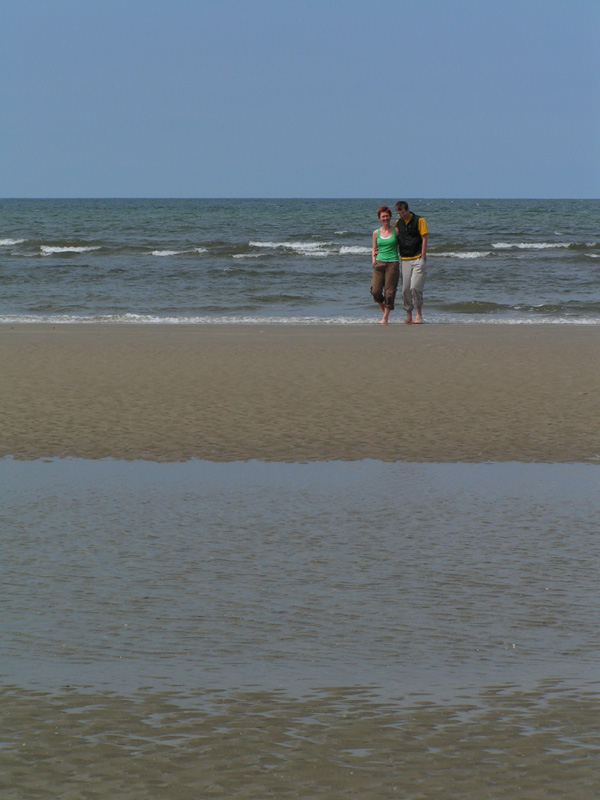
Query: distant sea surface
1,197,599,324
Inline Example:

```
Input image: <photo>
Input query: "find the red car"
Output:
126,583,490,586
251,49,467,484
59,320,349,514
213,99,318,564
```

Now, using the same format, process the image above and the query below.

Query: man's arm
418,217,428,259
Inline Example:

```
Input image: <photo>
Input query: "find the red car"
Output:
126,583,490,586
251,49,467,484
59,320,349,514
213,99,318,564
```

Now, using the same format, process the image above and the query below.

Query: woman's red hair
377,206,392,219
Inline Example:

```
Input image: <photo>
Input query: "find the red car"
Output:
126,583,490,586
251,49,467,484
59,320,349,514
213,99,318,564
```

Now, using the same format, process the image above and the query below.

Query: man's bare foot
377,319,388,325
403,314,412,324
413,316,423,324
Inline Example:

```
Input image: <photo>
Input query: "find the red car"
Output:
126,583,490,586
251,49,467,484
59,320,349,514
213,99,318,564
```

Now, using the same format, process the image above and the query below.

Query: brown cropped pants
370,260,400,310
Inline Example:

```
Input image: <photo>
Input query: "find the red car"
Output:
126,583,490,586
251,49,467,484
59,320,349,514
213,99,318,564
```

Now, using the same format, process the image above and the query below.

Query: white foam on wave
443,251,492,259
443,317,600,325
0,238,25,246
0,313,372,325
492,242,571,250
151,247,208,256
41,245,102,255
249,240,329,257
2,313,599,326
340,246,371,255
232,253,263,259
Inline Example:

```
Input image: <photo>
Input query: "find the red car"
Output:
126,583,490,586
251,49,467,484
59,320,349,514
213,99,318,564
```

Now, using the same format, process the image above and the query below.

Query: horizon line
2,196,599,202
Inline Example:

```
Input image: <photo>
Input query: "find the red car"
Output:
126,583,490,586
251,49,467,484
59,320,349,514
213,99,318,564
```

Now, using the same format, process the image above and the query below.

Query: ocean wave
339,246,371,255
442,251,493,259
247,240,371,258
249,240,330,257
0,312,373,325
444,301,508,313
492,242,571,250
449,317,600,325
40,245,102,255
2,312,599,326
0,238,25,246
152,247,208,256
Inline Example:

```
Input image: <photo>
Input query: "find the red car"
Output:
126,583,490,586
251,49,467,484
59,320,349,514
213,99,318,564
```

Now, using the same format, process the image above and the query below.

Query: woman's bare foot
377,306,391,324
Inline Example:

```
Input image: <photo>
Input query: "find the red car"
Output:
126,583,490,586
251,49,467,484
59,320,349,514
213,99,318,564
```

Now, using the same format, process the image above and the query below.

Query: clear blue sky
2,0,599,198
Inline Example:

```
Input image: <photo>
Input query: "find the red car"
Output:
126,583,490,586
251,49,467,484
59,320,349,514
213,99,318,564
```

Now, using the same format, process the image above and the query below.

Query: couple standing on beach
371,201,428,324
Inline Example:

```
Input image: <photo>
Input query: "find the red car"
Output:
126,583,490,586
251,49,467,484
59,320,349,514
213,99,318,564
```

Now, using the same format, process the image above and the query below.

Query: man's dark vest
395,214,422,258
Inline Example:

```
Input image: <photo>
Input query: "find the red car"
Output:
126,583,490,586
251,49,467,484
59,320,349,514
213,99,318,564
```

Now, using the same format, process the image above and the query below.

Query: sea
2,198,600,798
1,197,599,324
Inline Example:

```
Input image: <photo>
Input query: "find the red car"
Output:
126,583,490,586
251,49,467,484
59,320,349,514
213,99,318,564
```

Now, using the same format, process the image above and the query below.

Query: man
395,201,428,324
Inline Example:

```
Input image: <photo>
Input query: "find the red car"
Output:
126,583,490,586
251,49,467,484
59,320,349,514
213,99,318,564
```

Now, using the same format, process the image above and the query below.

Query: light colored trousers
402,256,427,311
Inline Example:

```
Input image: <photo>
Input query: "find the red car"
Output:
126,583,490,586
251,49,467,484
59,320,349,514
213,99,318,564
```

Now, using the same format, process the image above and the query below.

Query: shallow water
2,459,600,797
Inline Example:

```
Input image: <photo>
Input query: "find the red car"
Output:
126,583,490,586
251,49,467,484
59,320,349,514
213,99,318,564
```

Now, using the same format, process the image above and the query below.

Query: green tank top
376,228,399,261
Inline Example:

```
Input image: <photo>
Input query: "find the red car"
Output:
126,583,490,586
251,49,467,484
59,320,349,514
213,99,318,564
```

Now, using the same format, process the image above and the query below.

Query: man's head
395,201,411,221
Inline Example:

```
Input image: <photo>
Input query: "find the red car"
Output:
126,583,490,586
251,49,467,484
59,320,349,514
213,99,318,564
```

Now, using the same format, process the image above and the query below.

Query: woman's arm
372,229,378,264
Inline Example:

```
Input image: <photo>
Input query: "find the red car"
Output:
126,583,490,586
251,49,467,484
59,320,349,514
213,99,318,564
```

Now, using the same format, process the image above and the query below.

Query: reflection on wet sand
2,683,599,799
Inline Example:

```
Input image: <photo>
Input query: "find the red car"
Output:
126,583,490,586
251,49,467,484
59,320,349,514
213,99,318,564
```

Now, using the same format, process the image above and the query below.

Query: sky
2,0,599,198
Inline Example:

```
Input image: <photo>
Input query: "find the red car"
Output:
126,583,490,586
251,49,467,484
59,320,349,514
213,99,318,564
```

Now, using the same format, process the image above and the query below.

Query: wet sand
1,324,599,462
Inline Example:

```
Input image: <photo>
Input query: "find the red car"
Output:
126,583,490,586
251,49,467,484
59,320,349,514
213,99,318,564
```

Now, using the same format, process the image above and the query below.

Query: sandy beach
1,324,599,463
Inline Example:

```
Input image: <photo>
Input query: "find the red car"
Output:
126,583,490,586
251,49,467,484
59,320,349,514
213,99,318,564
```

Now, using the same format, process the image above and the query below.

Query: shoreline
2,324,599,463
2,319,600,326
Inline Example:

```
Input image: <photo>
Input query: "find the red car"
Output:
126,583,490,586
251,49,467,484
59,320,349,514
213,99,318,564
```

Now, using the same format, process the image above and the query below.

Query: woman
371,206,400,324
